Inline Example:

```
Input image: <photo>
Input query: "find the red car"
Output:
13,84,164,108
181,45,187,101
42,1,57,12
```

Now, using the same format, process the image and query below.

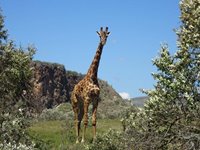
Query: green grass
28,119,122,149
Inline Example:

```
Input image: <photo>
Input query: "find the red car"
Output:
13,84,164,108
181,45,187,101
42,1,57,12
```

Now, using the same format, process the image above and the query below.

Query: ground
28,119,122,149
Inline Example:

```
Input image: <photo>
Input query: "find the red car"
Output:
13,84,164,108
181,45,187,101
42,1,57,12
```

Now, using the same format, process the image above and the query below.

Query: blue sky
1,0,180,98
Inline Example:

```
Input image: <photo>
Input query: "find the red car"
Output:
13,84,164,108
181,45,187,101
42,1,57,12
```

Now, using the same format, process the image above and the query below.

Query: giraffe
71,27,110,143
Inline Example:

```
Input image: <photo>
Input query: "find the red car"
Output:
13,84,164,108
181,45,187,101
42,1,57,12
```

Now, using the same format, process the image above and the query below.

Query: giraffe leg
77,103,84,141
72,105,79,143
71,93,80,143
81,101,89,143
92,99,98,142
78,105,84,125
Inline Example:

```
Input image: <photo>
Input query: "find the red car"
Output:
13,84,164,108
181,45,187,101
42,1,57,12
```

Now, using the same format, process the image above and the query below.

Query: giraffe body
71,27,110,143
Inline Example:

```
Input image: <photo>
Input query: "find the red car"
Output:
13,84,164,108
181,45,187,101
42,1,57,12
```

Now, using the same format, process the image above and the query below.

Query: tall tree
143,0,200,149
0,10,35,149
0,10,7,44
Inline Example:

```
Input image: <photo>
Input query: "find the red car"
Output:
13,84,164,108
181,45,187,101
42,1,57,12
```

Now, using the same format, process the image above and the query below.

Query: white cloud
119,92,131,100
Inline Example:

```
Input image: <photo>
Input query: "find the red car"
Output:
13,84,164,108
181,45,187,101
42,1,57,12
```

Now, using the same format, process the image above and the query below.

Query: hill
130,96,149,107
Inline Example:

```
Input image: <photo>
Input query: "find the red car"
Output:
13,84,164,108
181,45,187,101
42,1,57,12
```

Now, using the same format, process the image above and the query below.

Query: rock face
31,61,128,116
66,71,84,97
32,61,69,110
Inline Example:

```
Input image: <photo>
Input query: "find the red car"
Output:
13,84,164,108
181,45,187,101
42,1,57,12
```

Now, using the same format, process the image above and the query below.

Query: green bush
0,11,36,149
38,103,73,121
86,129,125,150
39,108,67,121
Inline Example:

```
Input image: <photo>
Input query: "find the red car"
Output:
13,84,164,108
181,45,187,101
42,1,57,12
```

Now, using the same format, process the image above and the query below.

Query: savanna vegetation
0,0,199,149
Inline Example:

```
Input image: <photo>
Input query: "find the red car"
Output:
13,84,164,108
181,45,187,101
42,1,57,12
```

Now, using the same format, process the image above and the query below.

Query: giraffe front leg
81,101,89,143
72,106,79,144
92,100,98,142
71,93,80,144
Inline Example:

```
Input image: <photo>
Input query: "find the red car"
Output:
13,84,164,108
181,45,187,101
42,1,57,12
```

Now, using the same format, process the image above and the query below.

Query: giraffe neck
86,42,104,80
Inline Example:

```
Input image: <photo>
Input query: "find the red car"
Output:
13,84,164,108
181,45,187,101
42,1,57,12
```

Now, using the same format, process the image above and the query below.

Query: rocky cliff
31,61,127,114
31,61,69,110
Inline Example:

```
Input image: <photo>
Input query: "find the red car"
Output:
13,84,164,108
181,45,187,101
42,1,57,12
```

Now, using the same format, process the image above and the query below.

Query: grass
28,119,122,149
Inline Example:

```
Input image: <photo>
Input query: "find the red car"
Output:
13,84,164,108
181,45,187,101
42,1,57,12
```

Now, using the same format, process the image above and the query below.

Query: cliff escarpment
31,61,128,116
32,61,69,110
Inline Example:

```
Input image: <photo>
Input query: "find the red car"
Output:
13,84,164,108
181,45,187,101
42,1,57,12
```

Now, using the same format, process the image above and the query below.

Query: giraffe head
97,27,110,45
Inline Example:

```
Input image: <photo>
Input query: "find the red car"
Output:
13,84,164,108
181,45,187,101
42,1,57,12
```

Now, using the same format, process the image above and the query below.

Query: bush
86,129,125,150
39,108,66,121
0,11,36,149
0,143,35,150
38,103,73,121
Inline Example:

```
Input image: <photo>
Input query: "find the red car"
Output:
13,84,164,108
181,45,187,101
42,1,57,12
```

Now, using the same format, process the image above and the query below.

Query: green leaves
179,0,200,49
0,11,7,43
143,0,200,149
0,11,36,149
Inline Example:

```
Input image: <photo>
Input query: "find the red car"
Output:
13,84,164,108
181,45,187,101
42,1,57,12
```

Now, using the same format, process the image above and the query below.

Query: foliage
87,106,150,150
0,11,7,44
38,103,73,121
142,0,200,148
0,10,36,149
86,129,125,150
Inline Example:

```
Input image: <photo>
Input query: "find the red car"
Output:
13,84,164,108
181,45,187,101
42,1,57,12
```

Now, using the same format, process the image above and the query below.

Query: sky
0,0,180,98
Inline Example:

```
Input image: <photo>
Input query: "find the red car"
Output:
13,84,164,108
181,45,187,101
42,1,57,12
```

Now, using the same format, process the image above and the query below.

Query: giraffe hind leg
78,104,84,141
82,101,89,143
92,99,98,142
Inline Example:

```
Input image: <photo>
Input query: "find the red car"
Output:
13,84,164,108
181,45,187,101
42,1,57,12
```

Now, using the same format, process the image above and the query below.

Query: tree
0,10,36,149
0,11,7,44
143,0,200,149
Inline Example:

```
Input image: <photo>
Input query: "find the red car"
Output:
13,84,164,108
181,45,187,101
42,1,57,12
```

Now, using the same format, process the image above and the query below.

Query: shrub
38,103,73,121
86,129,125,150
0,11,36,149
